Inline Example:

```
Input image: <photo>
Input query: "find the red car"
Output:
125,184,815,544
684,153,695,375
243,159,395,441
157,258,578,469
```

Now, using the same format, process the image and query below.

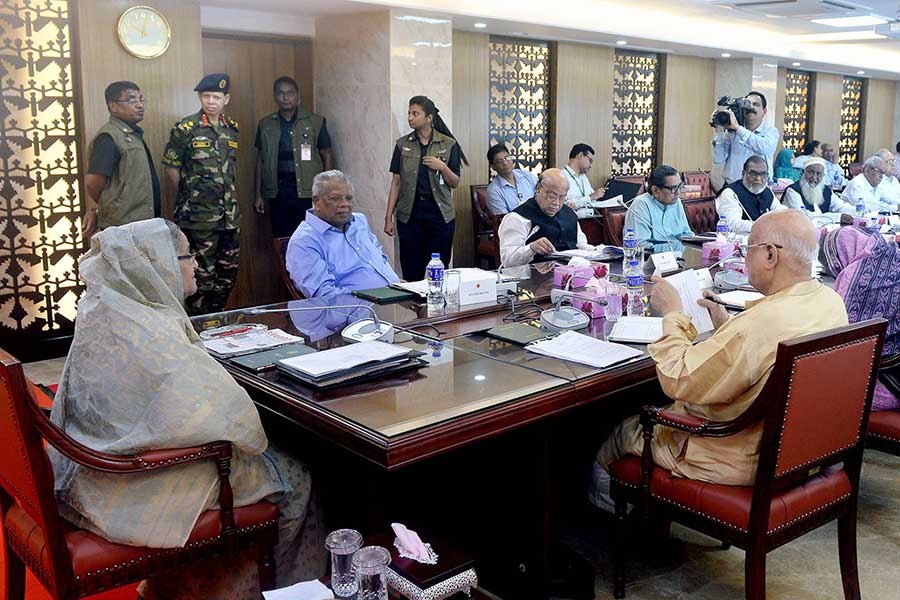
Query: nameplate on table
650,251,679,274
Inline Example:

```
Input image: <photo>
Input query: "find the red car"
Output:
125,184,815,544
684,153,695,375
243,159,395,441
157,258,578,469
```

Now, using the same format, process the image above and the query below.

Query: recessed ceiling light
811,15,888,27
474,22,487,29
792,62,801,66
799,31,886,42
857,70,866,75
616,40,628,45
720,53,731,57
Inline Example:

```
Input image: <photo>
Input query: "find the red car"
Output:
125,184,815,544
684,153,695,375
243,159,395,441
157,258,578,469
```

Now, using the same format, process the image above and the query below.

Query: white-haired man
590,210,848,511
876,148,900,205
782,157,838,215
840,155,898,214
286,170,399,298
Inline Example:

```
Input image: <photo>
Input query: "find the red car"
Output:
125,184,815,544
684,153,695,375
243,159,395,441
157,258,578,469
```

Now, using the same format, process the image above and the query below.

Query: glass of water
604,284,623,322
325,528,363,598
353,545,391,600
444,269,461,313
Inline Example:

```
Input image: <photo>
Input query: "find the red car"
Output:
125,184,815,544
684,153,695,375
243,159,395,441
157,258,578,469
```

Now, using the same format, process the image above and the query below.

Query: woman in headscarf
773,147,801,181
49,218,325,598
821,225,900,411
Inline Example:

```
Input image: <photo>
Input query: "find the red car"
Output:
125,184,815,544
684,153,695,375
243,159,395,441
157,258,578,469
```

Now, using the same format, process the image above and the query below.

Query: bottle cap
629,260,639,267
431,253,440,258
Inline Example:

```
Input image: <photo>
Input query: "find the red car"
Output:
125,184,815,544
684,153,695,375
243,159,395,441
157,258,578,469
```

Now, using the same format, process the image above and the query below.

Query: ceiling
201,0,900,79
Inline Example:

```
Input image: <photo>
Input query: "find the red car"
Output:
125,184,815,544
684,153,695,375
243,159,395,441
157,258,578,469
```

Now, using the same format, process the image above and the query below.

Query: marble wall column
314,11,452,270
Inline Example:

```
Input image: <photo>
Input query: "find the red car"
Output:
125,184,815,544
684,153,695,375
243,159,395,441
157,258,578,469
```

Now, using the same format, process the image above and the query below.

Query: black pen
704,296,744,311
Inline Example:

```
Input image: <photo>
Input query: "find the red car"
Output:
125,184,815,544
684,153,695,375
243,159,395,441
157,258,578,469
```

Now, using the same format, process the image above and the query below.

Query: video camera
710,96,754,129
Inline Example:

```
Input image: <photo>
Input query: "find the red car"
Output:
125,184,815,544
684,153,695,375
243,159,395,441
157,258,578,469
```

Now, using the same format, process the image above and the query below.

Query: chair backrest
681,170,711,197
471,184,493,235
682,198,718,234
847,162,864,178
602,206,628,246
273,237,304,300
755,319,886,491
0,348,72,594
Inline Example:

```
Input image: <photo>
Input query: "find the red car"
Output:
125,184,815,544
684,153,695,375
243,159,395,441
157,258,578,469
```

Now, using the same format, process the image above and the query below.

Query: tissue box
553,263,608,288
571,289,605,320
702,239,738,262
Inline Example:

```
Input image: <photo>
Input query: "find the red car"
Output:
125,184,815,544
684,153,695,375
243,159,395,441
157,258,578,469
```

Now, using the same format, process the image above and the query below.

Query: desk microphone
617,198,675,255
246,304,394,344
540,272,592,332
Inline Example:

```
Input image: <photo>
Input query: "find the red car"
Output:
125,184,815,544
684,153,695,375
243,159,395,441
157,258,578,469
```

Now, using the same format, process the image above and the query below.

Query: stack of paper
550,246,624,262
262,579,334,600
608,317,664,344
202,328,304,358
663,270,714,334
526,330,643,368
276,341,423,388
717,290,764,309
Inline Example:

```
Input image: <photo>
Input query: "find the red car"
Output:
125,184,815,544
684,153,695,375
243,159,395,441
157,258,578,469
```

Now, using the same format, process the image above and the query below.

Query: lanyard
565,166,585,196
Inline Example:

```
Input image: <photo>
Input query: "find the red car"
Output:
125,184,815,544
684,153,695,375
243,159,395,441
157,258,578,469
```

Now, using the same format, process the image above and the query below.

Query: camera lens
714,111,731,127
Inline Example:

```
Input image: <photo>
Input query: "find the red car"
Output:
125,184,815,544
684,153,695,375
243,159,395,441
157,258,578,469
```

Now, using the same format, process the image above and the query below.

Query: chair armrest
640,406,708,433
881,353,900,369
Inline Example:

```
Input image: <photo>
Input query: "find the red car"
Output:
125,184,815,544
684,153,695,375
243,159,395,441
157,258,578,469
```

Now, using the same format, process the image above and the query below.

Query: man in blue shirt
287,170,399,298
485,143,537,215
711,91,780,184
624,165,694,253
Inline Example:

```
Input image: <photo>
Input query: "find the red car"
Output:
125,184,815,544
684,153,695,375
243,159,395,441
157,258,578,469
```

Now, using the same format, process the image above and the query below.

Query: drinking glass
444,270,461,312
604,284,623,322
325,528,363,598
353,545,391,600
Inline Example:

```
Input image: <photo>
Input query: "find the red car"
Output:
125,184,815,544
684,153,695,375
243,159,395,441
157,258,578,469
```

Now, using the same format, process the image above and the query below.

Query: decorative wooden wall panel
839,76,863,168
782,70,811,154
0,0,83,356
488,36,551,176
611,50,659,177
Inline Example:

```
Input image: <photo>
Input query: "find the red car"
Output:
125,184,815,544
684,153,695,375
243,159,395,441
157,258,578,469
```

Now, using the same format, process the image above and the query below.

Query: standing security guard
162,73,240,315
254,76,333,237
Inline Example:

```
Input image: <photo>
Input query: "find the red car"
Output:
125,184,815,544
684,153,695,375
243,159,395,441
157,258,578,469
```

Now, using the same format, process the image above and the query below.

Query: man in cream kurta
592,210,848,509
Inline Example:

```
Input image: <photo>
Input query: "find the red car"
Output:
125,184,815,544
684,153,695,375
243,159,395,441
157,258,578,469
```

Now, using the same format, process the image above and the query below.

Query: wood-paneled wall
861,78,896,158
809,73,843,151
202,34,315,309
773,67,788,154
554,42,615,188
450,31,490,267
77,0,203,218
657,54,716,172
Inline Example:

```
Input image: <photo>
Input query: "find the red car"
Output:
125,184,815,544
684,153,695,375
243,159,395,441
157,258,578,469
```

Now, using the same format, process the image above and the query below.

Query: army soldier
82,81,160,238
254,76,333,237
162,73,240,315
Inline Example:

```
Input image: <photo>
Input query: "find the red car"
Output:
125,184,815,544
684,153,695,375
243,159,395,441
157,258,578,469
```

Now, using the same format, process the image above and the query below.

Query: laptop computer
601,179,643,203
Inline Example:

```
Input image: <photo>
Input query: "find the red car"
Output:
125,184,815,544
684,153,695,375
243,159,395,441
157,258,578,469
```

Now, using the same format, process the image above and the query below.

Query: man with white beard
715,155,784,234
783,158,834,214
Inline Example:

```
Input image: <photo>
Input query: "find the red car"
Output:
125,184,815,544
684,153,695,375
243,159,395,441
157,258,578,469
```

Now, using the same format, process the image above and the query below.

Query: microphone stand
246,304,394,344
617,198,675,255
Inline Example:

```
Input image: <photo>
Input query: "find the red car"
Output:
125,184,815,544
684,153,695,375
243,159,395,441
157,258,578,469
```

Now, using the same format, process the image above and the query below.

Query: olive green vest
93,116,155,229
394,130,457,224
258,109,325,198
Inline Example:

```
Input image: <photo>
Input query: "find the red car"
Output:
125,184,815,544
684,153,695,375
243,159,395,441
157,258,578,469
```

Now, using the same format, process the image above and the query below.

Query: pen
705,297,744,311
211,326,252,338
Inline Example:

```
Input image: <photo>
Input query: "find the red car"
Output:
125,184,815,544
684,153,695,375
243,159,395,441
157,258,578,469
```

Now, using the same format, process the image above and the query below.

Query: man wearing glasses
623,165,694,252
717,155,784,234
875,148,900,206
840,155,899,214
563,143,607,217
592,210,848,511
485,143,537,215
711,91,779,185
498,168,596,267
82,81,160,238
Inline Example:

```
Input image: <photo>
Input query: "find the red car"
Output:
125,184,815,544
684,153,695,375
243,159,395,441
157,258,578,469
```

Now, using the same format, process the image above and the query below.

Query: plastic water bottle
625,260,644,317
833,171,841,188
425,253,445,310
716,215,729,241
856,199,865,218
869,216,880,232
622,228,638,271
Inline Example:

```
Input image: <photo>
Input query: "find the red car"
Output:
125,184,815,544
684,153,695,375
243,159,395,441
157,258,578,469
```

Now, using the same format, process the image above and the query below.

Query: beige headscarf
50,219,283,548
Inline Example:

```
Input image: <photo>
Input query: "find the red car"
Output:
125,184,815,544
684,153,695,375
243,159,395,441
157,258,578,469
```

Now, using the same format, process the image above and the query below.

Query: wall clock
117,6,171,59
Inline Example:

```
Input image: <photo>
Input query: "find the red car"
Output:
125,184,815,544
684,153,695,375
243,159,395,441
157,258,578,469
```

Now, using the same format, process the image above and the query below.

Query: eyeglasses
542,191,567,202
660,183,684,193
868,167,887,176
744,169,768,180
115,96,145,106
177,251,196,261
737,242,783,258
323,194,354,204
493,155,516,164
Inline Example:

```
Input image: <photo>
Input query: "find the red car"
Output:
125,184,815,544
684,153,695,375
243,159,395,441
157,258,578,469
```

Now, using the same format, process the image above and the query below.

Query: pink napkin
391,523,430,561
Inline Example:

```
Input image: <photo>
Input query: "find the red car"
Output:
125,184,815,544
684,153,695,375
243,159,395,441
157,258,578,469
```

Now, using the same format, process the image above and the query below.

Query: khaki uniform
90,116,156,229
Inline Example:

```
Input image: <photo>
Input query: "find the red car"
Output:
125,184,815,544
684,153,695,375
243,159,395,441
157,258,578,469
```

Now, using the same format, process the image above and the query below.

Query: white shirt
563,165,594,209
716,186,784,234
841,173,898,214
498,211,593,268
781,187,845,223
877,175,900,204
824,161,848,188
711,122,780,184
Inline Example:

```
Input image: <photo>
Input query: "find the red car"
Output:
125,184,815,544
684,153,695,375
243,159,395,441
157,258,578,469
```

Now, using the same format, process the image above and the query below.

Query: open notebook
608,316,664,344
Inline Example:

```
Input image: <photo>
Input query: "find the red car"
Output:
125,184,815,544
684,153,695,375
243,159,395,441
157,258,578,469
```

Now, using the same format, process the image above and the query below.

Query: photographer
711,91,780,185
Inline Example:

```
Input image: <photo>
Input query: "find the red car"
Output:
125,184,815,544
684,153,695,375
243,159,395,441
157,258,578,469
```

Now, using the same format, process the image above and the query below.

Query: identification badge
191,140,211,149
439,173,446,187
300,143,312,161
227,140,238,149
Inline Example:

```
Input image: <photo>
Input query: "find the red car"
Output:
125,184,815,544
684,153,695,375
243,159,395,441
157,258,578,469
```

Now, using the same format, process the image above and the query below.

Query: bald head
535,168,570,217
747,210,817,293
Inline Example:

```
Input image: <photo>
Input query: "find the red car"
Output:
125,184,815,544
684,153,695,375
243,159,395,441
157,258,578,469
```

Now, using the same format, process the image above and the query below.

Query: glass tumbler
444,269,461,313
353,545,391,600
325,528,363,598
604,284,623,322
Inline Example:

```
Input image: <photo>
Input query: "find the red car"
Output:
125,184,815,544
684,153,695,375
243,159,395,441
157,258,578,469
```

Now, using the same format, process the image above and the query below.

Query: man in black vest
783,157,836,215
715,155,783,234
498,168,595,267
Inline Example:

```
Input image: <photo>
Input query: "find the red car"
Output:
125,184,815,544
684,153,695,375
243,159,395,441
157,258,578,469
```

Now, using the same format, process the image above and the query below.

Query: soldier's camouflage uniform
162,111,240,315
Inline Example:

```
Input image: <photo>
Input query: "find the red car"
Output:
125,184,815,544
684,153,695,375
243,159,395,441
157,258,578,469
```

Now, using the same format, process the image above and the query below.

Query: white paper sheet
526,330,643,368
549,246,623,261
278,341,410,377
608,316,664,344
262,579,334,600
663,269,714,334
588,195,623,209
717,290,764,309
202,328,304,357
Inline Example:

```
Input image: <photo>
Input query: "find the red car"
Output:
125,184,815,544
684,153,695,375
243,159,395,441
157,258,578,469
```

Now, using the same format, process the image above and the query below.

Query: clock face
117,6,171,59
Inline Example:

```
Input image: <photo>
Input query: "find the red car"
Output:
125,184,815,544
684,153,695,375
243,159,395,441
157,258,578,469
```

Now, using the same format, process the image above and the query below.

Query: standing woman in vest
384,95,467,279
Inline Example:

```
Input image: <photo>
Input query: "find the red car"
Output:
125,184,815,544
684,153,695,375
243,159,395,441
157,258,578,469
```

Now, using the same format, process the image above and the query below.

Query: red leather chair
0,348,280,599
847,162,863,178
682,198,719,234
601,207,627,247
681,170,712,197
274,236,304,300
609,319,887,600
471,184,500,269
867,354,900,455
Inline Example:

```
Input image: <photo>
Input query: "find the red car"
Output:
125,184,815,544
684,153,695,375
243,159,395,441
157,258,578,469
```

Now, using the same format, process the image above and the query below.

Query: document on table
608,316,664,344
716,290,764,309
526,330,643,369
262,579,334,600
202,328,304,357
663,269,714,334
549,246,624,261
588,195,623,209
278,340,410,377
390,280,429,297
